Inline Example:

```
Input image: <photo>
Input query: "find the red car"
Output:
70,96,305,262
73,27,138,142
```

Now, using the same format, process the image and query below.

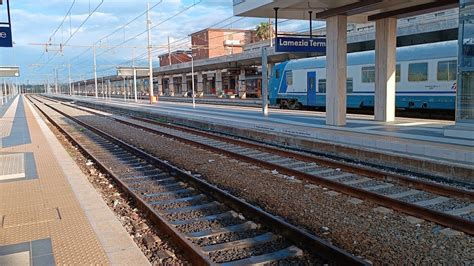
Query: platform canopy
0,66,19,77
234,0,458,22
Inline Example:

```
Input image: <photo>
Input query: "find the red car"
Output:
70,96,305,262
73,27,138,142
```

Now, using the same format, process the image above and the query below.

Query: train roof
282,40,458,70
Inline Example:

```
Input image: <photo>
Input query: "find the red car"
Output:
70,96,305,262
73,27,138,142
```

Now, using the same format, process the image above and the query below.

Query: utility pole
147,3,155,103
93,45,98,98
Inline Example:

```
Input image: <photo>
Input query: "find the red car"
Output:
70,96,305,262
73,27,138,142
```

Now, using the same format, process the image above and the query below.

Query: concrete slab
0,251,30,265
445,204,474,216
414,196,449,207
386,189,421,199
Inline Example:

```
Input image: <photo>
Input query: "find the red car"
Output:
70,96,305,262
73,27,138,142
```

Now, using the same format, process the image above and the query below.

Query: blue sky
0,0,311,84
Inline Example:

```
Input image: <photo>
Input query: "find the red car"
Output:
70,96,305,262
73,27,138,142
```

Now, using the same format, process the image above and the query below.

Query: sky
0,0,314,85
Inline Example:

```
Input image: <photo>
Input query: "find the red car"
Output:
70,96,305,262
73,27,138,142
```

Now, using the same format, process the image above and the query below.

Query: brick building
191,28,256,60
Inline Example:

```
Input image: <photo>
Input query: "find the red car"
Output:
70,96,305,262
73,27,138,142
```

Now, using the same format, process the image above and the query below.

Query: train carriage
269,41,458,111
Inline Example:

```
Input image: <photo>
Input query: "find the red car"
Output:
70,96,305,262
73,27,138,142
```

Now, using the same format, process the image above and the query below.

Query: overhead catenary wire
97,0,202,59
75,16,298,82
45,0,105,65
30,0,77,70
68,0,164,65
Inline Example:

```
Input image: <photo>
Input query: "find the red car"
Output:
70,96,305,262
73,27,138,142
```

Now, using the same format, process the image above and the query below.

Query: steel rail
29,95,367,265
27,96,211,265
45,97,474,236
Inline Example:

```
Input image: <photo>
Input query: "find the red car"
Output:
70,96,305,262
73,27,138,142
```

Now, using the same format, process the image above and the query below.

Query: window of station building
437,60,457,81
408,62,428,81
396,64,401,82
318,79,326,93
286,71,293,86
361,66,375,83
346,78,353,93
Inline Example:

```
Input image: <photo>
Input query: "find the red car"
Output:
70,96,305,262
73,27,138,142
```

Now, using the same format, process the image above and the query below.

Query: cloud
1,0,306,84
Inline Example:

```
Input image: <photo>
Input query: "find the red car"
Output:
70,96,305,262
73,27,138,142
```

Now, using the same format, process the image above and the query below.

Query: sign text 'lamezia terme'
275,37,326,53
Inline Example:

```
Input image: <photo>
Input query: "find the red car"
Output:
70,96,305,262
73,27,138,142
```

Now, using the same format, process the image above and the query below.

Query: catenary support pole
68,64,72,95
133,68,138,102
123,77,126,101
93,45,98,98
191,55,196,108
147,3,155,103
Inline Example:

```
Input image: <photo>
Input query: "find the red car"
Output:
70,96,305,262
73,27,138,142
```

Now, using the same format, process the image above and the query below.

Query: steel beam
316,0,382,19
368,0,458,21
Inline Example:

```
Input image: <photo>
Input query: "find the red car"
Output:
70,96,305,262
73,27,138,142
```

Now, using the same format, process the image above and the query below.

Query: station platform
0,95,149,265
159,95,263,107
55,94,473,185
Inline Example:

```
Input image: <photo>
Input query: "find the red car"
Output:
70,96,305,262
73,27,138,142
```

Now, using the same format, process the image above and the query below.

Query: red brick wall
191,29,256,60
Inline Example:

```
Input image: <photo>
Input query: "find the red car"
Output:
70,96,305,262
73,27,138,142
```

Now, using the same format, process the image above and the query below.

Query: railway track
27,95,366,265
39,95,474,236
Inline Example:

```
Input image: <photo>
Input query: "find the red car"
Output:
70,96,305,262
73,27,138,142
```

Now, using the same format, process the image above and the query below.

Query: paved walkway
0,95,149,265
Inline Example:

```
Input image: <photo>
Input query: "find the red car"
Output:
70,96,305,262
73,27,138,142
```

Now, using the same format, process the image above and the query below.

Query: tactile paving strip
0,96,109,264
0,152,38,184
0,153,25,181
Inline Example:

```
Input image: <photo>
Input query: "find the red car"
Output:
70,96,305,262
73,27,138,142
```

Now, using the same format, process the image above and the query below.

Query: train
269,41,458,111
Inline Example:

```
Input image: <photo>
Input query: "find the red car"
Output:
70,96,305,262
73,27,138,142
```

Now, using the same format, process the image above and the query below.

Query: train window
275,69,280,79
318,79,326,93
437,60,457,81
408,62,428,81
286,71,293,86
396,64,401,82
361,66,375,83
346,78,353,93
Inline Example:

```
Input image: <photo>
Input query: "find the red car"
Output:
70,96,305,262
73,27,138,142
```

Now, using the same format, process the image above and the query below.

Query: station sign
275,37,326,53
0,26,12,47
117,67,149,77
0,0,13,48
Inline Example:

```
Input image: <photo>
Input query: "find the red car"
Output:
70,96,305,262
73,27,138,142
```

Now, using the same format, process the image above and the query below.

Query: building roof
191,28,255,35
234,0,458,23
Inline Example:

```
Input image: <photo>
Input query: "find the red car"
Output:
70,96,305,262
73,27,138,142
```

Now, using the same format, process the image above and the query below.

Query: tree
255,22,273,41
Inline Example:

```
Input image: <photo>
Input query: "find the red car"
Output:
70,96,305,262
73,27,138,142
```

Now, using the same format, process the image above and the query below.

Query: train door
307,71,316,106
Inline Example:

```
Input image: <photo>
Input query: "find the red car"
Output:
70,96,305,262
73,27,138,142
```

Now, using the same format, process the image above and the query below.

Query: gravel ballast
49,102,474,264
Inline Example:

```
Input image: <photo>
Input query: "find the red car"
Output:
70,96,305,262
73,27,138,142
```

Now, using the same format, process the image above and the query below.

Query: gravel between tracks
56,105,474,264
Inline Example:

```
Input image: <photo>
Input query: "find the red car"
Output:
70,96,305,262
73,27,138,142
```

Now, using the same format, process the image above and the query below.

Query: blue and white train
269,41,457,110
